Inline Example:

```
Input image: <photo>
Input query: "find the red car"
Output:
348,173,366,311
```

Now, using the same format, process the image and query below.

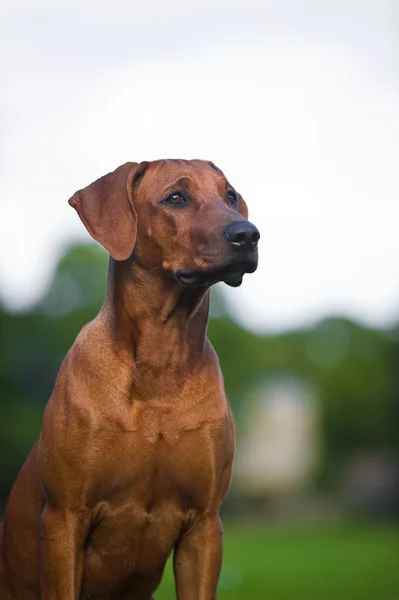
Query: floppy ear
204,160,223,172
202,160,249,219
238,193,249,220
68,161,148,261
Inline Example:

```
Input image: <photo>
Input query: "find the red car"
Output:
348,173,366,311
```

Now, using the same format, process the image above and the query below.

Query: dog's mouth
176,256,258,288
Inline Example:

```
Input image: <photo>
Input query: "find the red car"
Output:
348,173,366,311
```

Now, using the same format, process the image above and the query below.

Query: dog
0,159,259,599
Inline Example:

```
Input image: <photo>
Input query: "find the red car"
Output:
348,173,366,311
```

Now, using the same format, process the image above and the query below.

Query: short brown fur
0,159,259,600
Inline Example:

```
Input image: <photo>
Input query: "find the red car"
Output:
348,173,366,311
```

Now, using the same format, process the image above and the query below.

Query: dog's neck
101,258,211,395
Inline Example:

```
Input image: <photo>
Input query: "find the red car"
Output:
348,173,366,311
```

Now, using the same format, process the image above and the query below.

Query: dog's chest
91,405,228,511
80,407,231,598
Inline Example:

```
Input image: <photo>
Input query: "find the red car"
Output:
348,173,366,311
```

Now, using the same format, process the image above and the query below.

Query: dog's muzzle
176,221,259,288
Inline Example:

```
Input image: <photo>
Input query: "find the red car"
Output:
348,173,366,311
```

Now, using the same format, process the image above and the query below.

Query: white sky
0,0,398,332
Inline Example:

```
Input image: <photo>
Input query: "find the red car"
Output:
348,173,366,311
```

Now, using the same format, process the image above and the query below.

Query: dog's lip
223,273,243,287
176,270,204,286
176,257,257,288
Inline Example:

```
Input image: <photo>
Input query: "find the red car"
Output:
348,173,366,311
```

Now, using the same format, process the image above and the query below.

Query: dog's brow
174,177,191,187
162,176,192,191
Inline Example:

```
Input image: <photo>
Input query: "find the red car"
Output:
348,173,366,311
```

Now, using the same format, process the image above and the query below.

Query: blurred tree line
1,243,398,509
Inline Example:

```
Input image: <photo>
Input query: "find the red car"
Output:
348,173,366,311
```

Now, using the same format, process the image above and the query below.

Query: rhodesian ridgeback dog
0,159,259,600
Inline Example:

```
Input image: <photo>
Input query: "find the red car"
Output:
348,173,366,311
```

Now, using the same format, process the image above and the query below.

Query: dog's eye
227,190,238,207
163,192,188,206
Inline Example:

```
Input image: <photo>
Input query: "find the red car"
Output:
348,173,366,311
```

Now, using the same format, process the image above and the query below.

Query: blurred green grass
156,521,399,600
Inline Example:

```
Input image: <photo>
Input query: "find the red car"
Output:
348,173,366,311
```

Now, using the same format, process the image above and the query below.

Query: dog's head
69,159,259,287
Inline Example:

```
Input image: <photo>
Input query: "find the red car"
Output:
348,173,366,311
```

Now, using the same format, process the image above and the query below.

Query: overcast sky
1,0,398,332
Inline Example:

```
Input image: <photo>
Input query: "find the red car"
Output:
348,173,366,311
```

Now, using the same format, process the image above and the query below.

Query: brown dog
0,159,259,600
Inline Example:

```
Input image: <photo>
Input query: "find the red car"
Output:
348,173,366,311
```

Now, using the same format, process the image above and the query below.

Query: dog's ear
238,193,249,220
69,162,148,261
204,160,224,174
202,160,249,219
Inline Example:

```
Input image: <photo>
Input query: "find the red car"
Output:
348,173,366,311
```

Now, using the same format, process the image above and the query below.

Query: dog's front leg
40,504,88,600
173,514,223,600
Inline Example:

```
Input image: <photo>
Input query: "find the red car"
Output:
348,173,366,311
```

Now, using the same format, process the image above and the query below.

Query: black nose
223,221,260,251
